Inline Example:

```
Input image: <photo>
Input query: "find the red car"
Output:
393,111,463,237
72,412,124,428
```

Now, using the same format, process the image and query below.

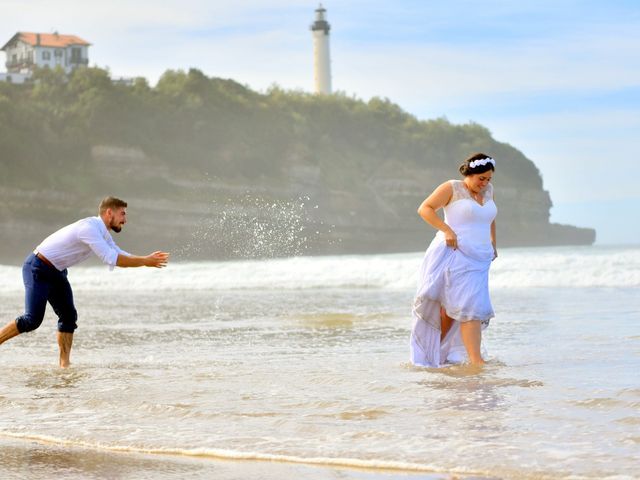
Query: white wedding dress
410,180,497,367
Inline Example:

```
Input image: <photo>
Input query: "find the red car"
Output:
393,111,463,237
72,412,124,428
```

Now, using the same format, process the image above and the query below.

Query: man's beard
111,223,122,233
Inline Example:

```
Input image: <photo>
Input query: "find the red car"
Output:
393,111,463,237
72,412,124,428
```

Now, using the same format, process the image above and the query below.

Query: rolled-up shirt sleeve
77,222,120,269
106,235,130,258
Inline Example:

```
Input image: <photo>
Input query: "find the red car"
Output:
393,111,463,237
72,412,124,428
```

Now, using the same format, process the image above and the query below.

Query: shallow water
1,246,639,479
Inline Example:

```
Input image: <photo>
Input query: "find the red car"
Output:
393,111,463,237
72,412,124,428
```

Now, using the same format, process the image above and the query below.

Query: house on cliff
0,31,90,83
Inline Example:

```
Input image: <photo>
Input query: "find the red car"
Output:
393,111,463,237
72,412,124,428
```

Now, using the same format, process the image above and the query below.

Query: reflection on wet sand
0,436,472,480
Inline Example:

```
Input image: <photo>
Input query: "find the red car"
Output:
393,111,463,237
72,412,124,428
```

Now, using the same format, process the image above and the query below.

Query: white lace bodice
450,180,494,205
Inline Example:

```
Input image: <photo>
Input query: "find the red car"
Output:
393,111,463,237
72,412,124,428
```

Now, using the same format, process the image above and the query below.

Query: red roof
1,32,91,51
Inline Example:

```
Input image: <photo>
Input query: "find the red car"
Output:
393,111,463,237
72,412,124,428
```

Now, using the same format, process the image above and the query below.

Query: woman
410,152,497,367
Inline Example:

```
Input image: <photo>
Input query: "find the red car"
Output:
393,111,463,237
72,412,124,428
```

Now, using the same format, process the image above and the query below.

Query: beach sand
0,436,494,480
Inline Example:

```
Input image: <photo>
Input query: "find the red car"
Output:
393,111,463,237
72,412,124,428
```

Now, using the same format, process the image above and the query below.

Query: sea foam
0,246,638,293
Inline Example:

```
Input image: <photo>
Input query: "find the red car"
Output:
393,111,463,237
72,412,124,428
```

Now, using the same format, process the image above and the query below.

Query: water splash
175,195,328,260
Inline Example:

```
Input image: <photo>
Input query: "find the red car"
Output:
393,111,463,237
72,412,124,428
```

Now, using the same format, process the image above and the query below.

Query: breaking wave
0,246,638,292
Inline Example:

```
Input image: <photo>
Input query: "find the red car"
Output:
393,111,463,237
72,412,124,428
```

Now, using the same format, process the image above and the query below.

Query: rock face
0,68,596,265
0,145,595,265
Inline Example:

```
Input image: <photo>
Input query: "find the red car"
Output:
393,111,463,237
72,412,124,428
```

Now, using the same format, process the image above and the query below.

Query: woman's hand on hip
444,228,458,250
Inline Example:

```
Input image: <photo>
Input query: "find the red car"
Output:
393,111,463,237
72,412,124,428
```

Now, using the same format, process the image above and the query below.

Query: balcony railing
5,59,34,71
5,56,89,72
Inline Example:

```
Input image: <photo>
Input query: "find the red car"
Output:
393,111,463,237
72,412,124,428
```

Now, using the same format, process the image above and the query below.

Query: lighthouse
311,3,332,95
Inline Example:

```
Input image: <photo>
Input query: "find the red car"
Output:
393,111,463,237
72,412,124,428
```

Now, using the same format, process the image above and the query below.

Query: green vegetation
0,66,596,260
0,66,542,192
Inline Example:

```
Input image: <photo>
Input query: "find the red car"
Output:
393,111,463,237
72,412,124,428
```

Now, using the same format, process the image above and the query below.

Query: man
0,196,169,367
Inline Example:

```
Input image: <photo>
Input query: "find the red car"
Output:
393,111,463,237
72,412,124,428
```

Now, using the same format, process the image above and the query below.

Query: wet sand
0,436,486,480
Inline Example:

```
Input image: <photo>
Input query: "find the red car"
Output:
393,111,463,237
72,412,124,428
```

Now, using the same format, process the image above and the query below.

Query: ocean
0,245,638,479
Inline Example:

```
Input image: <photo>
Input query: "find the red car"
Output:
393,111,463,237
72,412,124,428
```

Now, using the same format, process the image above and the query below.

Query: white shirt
36,216,129,271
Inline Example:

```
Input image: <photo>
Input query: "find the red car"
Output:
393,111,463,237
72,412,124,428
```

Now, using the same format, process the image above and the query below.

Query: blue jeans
15,253,78,333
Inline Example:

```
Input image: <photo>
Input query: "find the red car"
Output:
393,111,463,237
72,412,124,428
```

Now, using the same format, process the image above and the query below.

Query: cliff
0,67,595,264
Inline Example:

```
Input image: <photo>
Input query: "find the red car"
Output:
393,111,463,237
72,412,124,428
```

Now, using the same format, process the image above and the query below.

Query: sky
1,0,639,245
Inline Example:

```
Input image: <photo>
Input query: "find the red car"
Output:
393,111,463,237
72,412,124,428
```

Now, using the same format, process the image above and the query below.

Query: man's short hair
99,196,127,214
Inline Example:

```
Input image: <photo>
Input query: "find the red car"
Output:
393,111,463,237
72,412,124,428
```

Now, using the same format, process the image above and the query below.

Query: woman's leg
460,320,485,365
440,306,453,342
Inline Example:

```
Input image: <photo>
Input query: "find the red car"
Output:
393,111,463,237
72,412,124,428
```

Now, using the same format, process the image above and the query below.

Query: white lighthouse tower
311,3,332,95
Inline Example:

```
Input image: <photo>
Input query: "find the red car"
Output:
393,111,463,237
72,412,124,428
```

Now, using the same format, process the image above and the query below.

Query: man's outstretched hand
145,251,170,268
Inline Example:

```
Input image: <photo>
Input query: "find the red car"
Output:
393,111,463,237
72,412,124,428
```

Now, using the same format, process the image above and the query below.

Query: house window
42,51,51,60
54,49,63,57
71,47,82,62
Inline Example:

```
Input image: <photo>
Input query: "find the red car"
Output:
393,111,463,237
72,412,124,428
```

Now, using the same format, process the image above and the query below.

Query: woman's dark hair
459,152,496,176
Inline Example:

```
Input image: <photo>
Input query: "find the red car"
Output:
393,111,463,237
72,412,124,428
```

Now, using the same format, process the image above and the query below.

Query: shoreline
0,434,492,480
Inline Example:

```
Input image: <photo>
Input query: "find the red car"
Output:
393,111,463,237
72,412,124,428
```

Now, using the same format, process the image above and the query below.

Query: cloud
332,26,640,109
0,0,311,32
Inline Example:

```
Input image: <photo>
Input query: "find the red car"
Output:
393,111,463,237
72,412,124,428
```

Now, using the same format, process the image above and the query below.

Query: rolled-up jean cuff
15,316,32,334
57,318,78,333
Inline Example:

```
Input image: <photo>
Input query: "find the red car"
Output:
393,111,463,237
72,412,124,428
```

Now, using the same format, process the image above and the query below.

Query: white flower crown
469,157,496,168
